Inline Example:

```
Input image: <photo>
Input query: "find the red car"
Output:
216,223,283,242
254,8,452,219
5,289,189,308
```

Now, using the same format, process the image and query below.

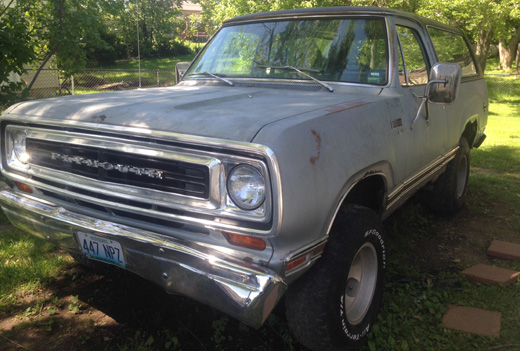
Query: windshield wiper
186,72,234,86
257,65,334,93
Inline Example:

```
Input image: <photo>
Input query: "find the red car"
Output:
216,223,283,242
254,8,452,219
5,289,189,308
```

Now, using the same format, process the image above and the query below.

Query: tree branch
0,0,16,17
0,334,31,351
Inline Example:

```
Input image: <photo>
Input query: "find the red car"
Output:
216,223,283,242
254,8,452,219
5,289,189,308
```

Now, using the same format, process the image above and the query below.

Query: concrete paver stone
461,263,519,285
443,305,501,337
487,240,520,261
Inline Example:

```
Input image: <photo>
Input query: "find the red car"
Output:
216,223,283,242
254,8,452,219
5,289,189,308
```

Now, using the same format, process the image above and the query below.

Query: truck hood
5,85,373,142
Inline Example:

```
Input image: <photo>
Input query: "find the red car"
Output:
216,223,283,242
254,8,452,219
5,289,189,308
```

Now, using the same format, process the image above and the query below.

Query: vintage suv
0,7,487,351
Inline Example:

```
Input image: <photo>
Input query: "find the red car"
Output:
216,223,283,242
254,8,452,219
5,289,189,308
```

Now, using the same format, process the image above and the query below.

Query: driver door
395,20,450,183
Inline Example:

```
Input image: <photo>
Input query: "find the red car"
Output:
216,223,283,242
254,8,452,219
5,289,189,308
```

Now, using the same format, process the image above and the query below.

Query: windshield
186,18,388,85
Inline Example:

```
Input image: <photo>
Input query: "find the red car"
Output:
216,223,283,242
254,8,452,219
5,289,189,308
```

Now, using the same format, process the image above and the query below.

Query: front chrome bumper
0,189,287,328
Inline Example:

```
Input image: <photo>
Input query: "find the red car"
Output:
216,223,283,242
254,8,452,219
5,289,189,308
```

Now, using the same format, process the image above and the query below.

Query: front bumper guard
0,190,287,328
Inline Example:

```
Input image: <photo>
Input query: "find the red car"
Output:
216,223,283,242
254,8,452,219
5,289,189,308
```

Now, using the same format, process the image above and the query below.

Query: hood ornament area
51,153,164,179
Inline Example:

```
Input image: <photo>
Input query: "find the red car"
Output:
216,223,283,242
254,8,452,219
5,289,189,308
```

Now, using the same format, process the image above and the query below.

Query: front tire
286,205,387,351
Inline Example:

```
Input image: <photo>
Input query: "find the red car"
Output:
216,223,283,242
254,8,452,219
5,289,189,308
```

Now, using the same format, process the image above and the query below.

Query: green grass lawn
0,211,71,313
471,102,520,209
96,54,197,71
73,54,199,95
486,74,520,103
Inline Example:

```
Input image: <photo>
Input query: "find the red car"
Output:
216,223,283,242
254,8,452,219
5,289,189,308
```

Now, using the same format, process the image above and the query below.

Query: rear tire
426,137,470,214
285,205,387,351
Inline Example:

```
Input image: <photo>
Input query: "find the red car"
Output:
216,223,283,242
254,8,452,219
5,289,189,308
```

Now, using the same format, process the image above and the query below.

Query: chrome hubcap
344,242,378,325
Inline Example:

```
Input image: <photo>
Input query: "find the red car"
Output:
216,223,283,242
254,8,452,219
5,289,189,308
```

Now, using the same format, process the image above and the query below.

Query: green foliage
110,0,187,60
0,2,35,107
9,0,112,75
212,316,231,349
68,295,81,313
198,0,519,72
198,0,423,34
1,0,113,108
416,0,519,70
118,330,156,351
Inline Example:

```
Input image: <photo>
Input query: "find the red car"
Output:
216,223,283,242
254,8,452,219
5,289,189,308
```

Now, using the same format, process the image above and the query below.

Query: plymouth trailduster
0,7,487,350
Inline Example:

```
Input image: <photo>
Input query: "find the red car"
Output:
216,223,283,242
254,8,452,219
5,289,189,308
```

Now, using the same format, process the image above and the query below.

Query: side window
428,27,477,77
397,26,429,86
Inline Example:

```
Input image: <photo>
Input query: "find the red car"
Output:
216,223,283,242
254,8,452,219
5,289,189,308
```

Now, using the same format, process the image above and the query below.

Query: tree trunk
476,28,492,72
499,39,512,70
499,27,520,70
516,43,520,73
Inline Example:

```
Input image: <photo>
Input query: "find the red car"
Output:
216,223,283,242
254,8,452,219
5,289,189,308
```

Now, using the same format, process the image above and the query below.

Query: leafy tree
417,0,501,71
1,0,111,107
198,0,420,36
113,0,188,59
198,0,519,71
495,0,520,70
0,0,36,107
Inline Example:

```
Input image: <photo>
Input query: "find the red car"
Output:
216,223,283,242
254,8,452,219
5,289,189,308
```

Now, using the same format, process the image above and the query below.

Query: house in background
21,61,61,99
179,1,207,43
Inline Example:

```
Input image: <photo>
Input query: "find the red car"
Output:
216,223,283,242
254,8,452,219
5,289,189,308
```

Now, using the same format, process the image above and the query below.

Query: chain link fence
24,69,176,100
485,73,520,102
17,69,520,104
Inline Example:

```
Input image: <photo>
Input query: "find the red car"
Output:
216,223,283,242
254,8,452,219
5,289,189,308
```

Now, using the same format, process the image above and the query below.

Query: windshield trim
183,15,391,88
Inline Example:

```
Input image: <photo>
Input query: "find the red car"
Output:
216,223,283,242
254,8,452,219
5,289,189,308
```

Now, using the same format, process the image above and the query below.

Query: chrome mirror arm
410,78,448,130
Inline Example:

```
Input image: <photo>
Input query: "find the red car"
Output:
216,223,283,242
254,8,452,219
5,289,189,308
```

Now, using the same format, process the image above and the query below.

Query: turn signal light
285,256,307,272
285,241,327,273
14,182,33,194
223,232,266,251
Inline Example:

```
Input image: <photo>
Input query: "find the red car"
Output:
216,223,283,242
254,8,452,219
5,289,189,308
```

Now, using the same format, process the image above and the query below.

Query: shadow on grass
472,144,520,174
0,262,302,351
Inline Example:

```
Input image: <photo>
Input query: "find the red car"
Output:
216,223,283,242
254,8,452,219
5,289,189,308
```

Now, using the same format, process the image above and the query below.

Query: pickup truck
0,6,487,350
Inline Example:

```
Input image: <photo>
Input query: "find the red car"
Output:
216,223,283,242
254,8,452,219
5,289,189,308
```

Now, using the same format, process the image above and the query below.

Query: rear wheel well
462,121,477,147
342,176,386,215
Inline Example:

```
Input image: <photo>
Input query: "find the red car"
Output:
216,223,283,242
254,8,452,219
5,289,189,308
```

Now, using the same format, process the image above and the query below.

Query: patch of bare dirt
399,190,520,274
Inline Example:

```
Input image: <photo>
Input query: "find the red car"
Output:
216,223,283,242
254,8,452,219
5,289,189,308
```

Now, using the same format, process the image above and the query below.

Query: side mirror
411,62,462,129
428,62,462,104
175,62,191,84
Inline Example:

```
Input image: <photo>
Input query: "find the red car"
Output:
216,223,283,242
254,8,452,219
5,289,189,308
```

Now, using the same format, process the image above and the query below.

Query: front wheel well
342,176,386,215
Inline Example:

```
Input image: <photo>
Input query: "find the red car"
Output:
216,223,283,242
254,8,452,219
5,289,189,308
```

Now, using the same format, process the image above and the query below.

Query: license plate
77,232,126,268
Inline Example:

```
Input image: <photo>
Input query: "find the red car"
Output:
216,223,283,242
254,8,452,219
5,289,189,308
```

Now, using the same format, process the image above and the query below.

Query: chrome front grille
2,123,274,234
27,139,210,199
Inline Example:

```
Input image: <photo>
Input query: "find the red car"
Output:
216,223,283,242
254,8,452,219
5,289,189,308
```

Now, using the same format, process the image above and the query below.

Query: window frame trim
396,24,432,87
425,25,482,78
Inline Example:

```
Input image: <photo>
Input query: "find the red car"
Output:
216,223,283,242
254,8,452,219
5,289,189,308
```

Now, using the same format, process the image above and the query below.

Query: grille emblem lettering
51,153,164,179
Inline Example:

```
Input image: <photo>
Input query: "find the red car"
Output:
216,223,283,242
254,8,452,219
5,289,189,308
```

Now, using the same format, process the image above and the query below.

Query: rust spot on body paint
310,130,322,165
324,101,371,115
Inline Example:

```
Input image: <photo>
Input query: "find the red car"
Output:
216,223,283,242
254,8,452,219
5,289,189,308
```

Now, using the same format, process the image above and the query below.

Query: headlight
227,164,266,210
13,131,29,163
6,129,30,167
